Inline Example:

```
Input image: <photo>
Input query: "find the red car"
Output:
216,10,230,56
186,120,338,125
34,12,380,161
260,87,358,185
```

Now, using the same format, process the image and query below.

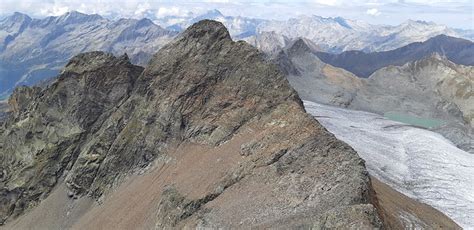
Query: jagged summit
7,12,32,22
62,51,134,74
0,20,381,229
286,37,320,55
422,52,451,63
426,34,473,46
56,11,103,24
177,19,231,44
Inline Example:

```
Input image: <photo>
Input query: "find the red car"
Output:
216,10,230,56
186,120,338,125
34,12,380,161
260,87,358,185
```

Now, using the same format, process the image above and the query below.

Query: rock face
350,54,474,153
0,11,177,97
281,41,473,154
0,51,144,223
315,35,474,77
243,31,291,58
276,38,363,107
0,101,7,122
304,101,473,228
279,36,474,153
276,39,364,107
0,20,381,228
352,54,474,126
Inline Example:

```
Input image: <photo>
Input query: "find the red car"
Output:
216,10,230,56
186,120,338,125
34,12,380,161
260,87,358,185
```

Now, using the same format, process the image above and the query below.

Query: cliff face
0,20,381,228
276,38,363,107
0,51,144,223
350,54,474,153
353,54,474,127
279,38,473,154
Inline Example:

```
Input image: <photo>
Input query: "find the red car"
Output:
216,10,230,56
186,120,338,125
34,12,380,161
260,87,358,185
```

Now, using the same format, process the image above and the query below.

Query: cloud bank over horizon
0,0,472,29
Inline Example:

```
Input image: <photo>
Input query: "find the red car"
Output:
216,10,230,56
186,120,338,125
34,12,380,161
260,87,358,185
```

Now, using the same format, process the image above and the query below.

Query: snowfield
304,100,474,228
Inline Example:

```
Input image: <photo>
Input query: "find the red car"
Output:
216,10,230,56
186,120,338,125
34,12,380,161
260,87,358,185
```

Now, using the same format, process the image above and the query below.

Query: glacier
304,100,474,228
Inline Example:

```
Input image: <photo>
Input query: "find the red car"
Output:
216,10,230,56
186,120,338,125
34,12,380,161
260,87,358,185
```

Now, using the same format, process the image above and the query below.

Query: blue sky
0,0,472,29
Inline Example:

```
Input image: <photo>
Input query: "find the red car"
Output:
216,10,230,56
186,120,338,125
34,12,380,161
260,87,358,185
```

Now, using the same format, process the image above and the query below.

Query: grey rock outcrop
350,54,474,153
281,44,473,153
276,38,363,107
0,51,144,223
0,20,382,228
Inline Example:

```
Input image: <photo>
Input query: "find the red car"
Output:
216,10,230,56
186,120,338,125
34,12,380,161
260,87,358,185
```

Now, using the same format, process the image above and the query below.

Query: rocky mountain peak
62,51,133,74
403,51,455,70
286,38,319,56
56,11,103,24
6,12,32,23
0,12,32,32
334,16,353,29
0,20,381,228
427,52,448,61
403,19,436,26
134,18,156,28
177,19,231,44
427,34,473,47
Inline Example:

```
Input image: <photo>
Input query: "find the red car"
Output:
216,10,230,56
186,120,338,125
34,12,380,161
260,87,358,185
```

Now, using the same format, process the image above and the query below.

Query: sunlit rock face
0,20,382,229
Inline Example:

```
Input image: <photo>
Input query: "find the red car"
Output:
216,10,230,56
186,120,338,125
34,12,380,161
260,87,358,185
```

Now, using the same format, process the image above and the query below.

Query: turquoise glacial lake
384,112,445,129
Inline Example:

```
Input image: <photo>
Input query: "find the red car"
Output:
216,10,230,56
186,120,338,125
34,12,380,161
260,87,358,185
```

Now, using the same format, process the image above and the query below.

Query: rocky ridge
277,39,473,153
350,54,474,152
3,10,474,99
0,20,382,228
276,38,362,107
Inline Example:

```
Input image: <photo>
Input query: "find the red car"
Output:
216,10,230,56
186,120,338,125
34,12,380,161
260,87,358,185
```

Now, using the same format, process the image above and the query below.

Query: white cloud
134,2,151,18
202,0,230,2
0,0,471,29
366,8,381,16
39,5,70,16
312,0,341,6
155,7,189,18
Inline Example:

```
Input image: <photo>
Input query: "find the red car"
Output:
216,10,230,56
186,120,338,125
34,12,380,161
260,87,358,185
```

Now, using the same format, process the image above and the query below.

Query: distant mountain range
155,9,264,39
315,35,474,77
0,11,176,98
1,10,473,98
155,10,473,53
277,38,474,154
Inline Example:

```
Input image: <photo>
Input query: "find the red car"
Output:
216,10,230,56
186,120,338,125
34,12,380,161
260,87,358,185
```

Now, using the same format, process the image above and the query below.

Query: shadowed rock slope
0,101,7,121
0,20,382,228
276,38,362,107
